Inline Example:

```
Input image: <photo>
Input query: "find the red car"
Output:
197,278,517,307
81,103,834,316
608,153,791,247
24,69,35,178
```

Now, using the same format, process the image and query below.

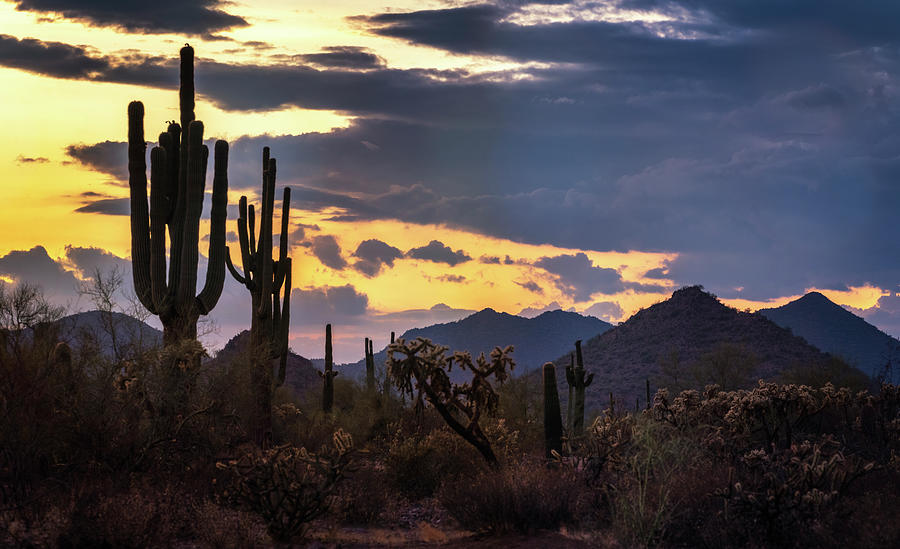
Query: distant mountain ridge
57,310,162,358
343,308,613,381
760,292,900,382
551,286,831,411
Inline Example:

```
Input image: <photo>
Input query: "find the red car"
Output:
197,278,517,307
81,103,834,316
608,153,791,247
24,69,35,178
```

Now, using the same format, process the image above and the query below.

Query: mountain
759,292,900,381
57,310,162,358
343,308,612,382
211,330,321,398
551,286,831,412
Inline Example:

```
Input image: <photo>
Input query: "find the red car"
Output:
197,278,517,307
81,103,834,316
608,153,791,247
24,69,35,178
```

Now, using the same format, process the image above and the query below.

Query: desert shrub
332,461,393,525
584,413,698,547
219,429,354,542
56,479,204,548
438,457,586,534
384,425,483,499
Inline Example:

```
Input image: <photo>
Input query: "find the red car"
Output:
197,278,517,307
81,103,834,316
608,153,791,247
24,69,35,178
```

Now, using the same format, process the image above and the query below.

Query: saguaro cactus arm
197,140,229,313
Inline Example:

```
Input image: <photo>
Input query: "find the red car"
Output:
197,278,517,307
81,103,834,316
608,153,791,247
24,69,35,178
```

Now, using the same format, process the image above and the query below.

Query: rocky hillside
551,286,830,412
212,330,321,398
760,292,900,381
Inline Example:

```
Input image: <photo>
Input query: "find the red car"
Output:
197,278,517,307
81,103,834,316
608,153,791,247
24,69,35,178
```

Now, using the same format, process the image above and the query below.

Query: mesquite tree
128,45,227,347
387,337,514,468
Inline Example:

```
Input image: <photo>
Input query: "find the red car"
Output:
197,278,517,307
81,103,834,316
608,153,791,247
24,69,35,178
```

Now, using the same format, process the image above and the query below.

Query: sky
1,0,899,362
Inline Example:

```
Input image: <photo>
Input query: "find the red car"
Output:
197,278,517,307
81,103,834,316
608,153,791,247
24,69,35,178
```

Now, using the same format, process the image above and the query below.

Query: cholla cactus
387,337,514,467
219,429,354,542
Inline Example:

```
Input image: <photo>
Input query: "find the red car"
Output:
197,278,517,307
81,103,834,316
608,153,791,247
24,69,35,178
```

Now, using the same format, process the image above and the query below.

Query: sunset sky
1,0,899,362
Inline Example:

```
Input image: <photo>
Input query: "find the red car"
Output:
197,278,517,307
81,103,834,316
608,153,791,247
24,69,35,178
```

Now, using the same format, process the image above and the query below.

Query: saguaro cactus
568,340,594,437
565,353,575,434
224,147,292,443
543,362,563,459
128,45,228,348
365,337,375,392
319,324,338,413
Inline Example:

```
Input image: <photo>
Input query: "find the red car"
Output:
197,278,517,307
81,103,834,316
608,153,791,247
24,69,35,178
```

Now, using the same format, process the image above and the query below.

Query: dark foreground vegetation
2,283,899,548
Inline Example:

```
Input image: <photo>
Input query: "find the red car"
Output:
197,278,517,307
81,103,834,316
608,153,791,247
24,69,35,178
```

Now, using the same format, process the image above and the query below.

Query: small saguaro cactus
128,45,228,349
543,362,563,459
319,324,338,413
568,340,594,437
365,337,375,393
565,353,575,435
224,146,292,443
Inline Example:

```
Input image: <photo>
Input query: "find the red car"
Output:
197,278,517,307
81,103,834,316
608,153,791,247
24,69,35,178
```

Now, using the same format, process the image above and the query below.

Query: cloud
74,197,129,216
581,301,624,323
296,46,385,69
290,284,369,325
0,34,175,85
854,293,900,340
310,235,347,270
0,246,79,302
514,280,544,294
63,245,130,280
435,274,466,284
66,141,127,180
351,239,403,277
16,155,49,164
517,301,566,318
534,252,624,301
406,240,471,266
10,0,247,37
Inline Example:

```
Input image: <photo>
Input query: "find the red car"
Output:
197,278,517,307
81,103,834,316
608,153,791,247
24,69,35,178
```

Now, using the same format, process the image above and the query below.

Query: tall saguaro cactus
543,362,563,459
224,147,292,443
567,340,594,437
128,45,228,348
319,324,338,413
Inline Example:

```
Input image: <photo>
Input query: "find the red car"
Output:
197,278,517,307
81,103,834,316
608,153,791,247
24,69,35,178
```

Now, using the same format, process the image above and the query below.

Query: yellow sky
0,0,889,335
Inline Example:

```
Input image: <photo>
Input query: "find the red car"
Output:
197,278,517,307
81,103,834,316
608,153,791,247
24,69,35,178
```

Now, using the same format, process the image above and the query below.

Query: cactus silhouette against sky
567,339,594,437
225,146,292,443
543,362,563,459
128,45,227,347
320,323,338,413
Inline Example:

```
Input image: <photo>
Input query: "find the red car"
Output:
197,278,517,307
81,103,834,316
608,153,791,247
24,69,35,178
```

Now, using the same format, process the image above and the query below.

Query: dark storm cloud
297,46,385,69
406,240,471,267
66,141,126,180
11,0,247,37
0,34,109,78
74,198,129,216
310,235,347,270
30,0,900,312
0,34,175,86
534,252,625,301
351,239,403,277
